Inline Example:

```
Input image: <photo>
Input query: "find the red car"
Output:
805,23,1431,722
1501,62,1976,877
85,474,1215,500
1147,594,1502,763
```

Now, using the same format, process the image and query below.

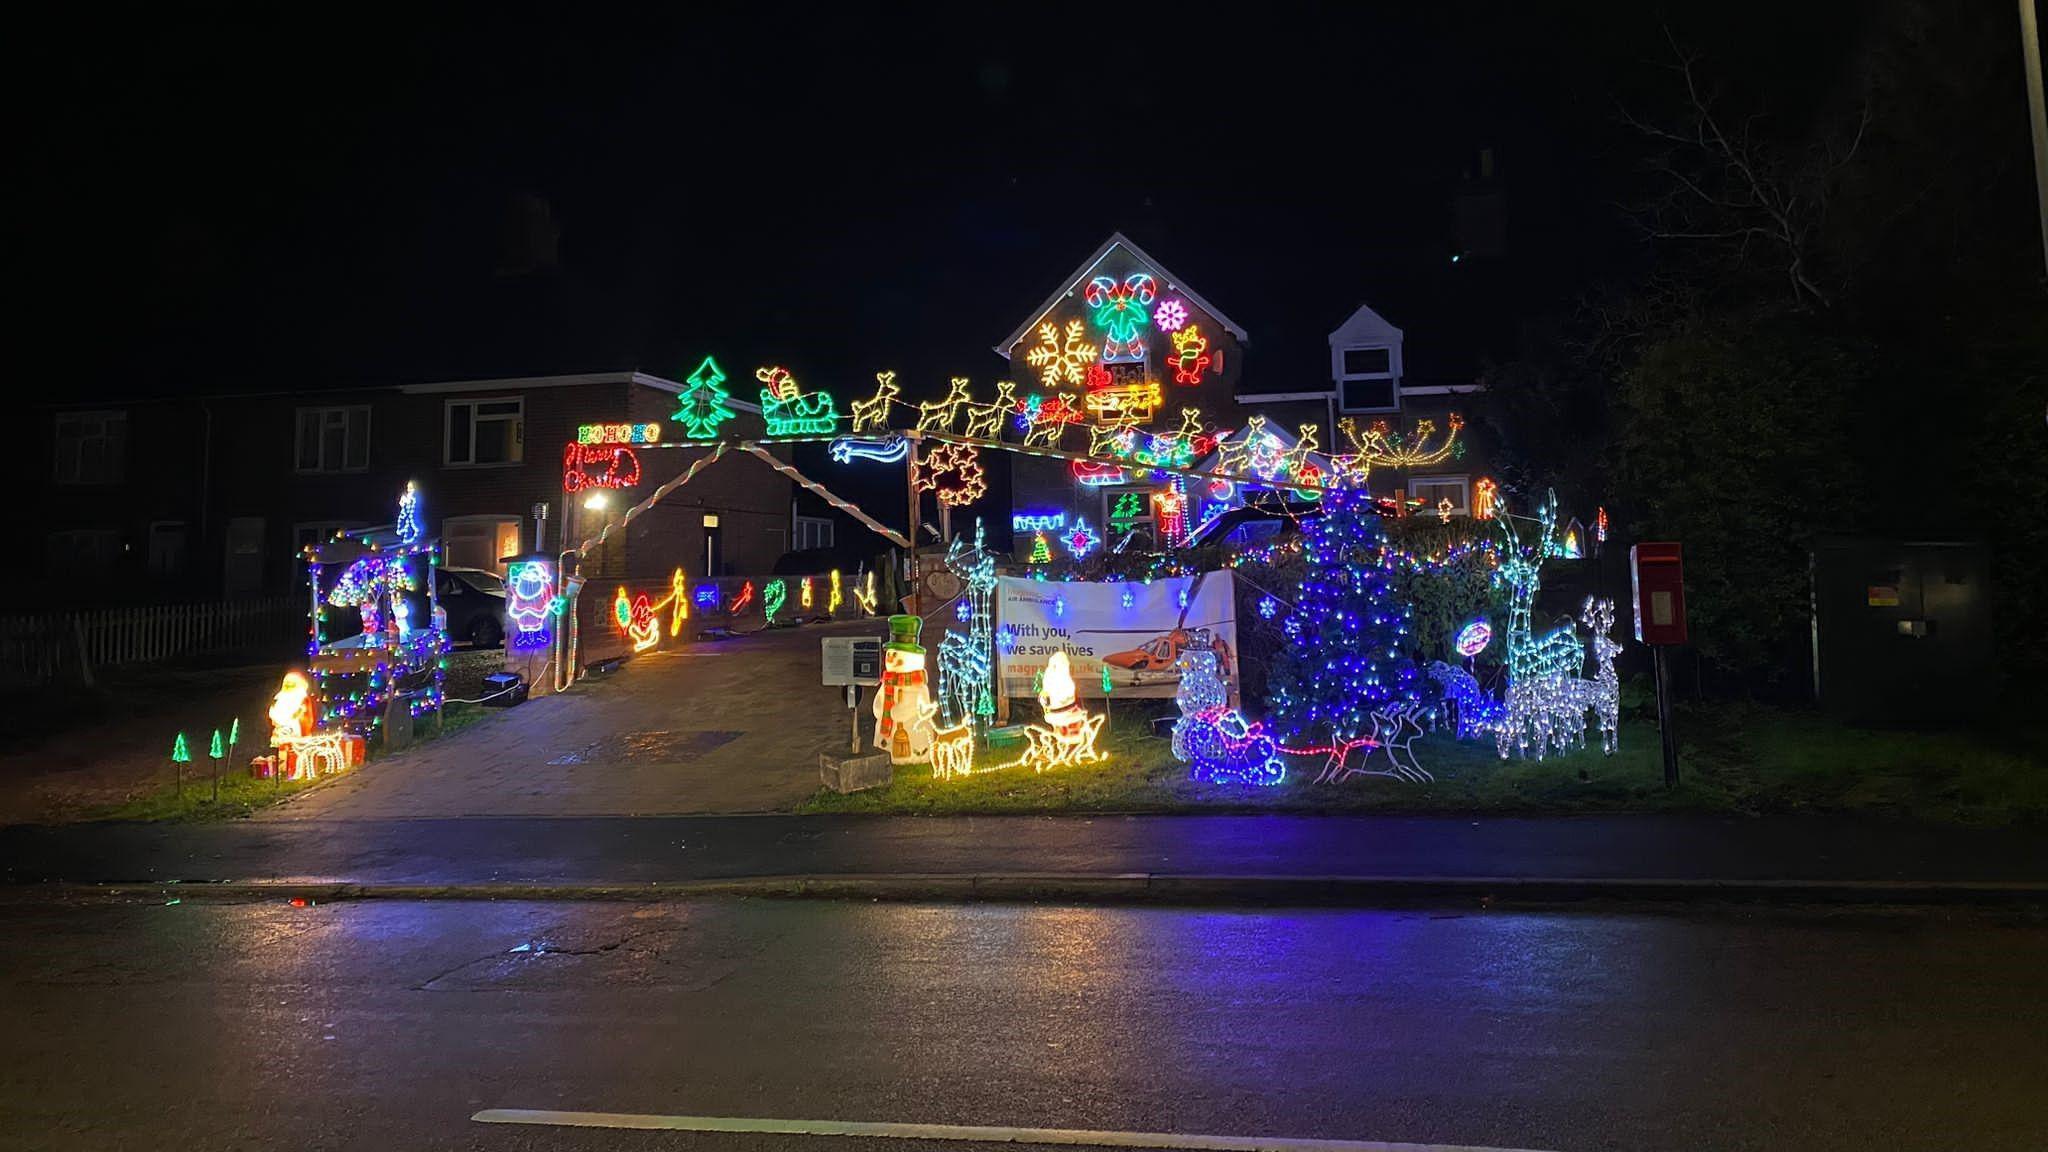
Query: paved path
262,619,888,820
9,812,2048,888
5,897,2044,1150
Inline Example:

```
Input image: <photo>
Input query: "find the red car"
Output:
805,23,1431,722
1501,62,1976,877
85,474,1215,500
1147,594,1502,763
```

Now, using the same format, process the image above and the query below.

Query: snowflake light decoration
1024,320,1098,388
1154,298,1189,333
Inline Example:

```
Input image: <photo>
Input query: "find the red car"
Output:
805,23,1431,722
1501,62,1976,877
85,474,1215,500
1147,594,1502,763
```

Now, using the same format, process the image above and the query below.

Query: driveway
262,618,889,820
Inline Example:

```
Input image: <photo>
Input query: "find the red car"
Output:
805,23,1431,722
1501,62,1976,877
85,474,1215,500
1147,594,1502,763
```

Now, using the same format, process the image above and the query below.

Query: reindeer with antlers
1493,490,1591,760
915,378,973,434
851,371,900,433
959,381,1016,441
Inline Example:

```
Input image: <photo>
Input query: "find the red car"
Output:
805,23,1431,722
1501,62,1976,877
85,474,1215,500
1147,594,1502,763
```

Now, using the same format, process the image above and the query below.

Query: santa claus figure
269,670,314,748
873,615,937,764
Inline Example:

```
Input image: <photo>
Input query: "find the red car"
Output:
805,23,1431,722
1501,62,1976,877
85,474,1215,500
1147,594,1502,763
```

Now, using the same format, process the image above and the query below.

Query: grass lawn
96,700,496,821
802,698,2048,825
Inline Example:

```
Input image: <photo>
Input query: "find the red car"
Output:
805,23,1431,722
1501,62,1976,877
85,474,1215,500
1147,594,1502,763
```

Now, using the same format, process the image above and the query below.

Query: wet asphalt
9,812,2048,888
2,897,2044,1151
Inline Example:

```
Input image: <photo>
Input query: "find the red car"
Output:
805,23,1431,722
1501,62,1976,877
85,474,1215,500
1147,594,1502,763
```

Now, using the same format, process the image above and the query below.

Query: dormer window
1336,345,1399,413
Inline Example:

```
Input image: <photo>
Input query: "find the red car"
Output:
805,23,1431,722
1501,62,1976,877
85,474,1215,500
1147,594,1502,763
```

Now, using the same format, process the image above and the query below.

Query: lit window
1407,475,1470,516
1103,487,1157,549
443,516,522,573
294,406,371,473
53,411,128,485
444,397,524,466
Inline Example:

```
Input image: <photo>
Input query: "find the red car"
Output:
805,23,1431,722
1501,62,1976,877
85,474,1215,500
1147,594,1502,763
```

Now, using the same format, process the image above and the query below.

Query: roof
43,369,762,414
1328,302,1405,347
398,370,762,412
994,232,1250,358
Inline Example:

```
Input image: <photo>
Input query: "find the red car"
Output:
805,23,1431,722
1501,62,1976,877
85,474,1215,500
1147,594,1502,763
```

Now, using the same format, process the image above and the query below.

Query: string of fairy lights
231,328,1615,798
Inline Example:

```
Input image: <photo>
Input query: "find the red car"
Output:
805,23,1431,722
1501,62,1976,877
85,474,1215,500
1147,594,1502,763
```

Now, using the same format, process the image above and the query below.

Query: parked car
404,567,507,648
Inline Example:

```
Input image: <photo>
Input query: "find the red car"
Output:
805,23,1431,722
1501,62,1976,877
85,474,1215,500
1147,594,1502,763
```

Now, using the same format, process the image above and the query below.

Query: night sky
14,3,1881,404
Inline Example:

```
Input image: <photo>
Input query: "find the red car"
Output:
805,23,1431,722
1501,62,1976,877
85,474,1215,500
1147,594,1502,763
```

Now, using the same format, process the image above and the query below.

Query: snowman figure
873,615,938,763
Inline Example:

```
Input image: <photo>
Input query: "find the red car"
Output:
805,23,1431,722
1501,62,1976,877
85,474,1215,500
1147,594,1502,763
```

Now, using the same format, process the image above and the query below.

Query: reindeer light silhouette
1575,597,1622,754
915,378,973,433
851,371,899,433
959,382,1016,441
1494,490,1589,759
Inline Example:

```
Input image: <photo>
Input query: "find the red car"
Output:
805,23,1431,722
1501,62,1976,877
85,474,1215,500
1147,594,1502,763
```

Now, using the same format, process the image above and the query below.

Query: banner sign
995,571,1237,700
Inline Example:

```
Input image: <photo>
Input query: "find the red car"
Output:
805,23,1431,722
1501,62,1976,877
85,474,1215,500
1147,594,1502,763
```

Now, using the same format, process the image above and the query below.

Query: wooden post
905,442,921,611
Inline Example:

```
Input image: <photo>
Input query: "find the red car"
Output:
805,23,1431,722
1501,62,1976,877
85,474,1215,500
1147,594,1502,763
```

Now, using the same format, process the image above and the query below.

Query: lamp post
2023,0,2048,279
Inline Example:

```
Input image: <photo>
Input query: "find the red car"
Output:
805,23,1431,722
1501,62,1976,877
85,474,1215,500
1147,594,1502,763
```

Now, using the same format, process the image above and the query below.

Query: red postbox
1630,541,1687,788
1629,542,1687,645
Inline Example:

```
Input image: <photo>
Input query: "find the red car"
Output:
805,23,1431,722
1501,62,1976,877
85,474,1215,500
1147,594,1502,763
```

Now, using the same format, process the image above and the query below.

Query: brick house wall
30,371,796,608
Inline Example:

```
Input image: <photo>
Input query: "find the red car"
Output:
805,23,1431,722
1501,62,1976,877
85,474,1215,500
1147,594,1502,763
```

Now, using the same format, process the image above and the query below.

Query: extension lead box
481,672,528,707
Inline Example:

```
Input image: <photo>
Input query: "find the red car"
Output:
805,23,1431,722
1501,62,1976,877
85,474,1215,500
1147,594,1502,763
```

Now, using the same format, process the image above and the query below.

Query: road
9,812,2048,890
2,897,2043,1151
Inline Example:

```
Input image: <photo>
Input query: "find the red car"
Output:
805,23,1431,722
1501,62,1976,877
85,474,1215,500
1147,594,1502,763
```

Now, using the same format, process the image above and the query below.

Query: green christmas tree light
1028,532,1052,565
672,355,736,439
171,733,191,763
209,729,224,760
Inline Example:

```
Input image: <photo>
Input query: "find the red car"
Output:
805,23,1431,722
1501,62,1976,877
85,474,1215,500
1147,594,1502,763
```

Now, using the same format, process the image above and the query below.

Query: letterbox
1629,542,1688,645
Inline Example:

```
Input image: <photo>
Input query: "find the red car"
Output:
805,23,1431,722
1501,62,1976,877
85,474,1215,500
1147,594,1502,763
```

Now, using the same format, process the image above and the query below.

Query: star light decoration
1061,516,1101,559
672,356,737,439
1025,320,1099,388
1474,477,1499,520
913,441,987,507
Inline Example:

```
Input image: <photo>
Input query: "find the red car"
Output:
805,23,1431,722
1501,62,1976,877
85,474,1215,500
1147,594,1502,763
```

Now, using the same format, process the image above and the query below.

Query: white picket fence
0,596,301,686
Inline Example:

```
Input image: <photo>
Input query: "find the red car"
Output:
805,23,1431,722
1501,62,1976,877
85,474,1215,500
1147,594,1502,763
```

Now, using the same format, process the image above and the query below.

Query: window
293,521,364,553
443,516,521,573
1103,487,1156,548
1407,475,1470,516
147,522,188,577
1335,345,1400,413
224,517,266,594
444,397,523,466
52,411,127,484
794,515,834,551
47,529,120,581
295,406,371,472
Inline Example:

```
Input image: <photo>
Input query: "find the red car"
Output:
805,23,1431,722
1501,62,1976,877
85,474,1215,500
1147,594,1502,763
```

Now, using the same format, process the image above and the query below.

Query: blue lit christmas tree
1267,479,1421,750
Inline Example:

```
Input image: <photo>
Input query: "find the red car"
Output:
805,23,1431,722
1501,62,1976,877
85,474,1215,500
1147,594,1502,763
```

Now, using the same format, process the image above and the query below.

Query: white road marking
470,1109,1560,1152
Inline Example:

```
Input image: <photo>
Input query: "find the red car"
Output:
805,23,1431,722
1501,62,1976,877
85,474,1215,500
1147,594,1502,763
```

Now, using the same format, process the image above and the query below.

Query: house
29,370,799,614
993,232,1493,557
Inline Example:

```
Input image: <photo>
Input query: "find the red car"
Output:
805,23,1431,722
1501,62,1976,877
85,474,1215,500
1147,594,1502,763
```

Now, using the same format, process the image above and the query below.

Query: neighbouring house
28,371,798,613
994,232,1493,558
